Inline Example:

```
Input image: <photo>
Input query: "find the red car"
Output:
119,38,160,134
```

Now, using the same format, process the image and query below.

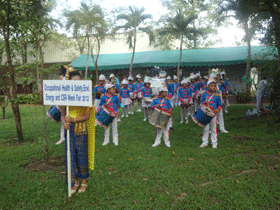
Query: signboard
43,80,92,107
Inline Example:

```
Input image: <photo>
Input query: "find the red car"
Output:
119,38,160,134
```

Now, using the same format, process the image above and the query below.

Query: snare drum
191,103,216,128
47,105,61,123
149,107,171,129
95,105,117,128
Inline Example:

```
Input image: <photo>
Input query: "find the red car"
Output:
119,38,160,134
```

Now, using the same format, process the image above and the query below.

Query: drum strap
106,96,113,105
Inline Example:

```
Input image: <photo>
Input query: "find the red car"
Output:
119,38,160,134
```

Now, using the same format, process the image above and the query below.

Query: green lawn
0,104,279,209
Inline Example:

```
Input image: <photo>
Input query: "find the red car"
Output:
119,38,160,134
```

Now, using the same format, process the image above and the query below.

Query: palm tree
217,0,259,93
64,3,106,79
158,9,198,78
113,6,154,75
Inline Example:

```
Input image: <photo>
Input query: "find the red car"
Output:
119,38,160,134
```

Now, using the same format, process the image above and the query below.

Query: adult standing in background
256,75,268,113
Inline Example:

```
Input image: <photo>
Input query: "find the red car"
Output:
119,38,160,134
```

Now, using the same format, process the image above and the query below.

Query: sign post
43,80,92,197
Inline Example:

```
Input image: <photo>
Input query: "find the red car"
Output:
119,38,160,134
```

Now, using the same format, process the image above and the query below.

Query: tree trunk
38,42,44,105
129,30,137,75
177,37,183,79
2,107,5,119
95,38,101,83
1,2,24,142
85,34,90,79
43,105,49,162
244,21,251,94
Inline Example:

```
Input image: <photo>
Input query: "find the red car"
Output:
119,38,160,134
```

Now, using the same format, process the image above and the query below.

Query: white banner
43,80,92,107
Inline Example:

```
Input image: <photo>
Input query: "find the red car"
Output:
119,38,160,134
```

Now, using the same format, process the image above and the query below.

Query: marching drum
191,103,216,128
47,105,61,123
149,107,171,129
95,105,117,128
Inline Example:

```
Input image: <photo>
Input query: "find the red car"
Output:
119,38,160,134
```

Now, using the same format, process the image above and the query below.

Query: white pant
174,93,178,106
224,98,229,112
217,108,226,131
60,122,65,141
202,116,217,145
170,95,175,107
104,117,118,144
129,100,135,113
154,118,171,145
94,99,101,110
194,99,199,112
181,107,190,122
143,107,151,119
256,91,264,111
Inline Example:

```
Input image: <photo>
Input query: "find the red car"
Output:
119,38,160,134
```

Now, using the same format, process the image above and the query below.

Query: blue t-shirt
99,93,121,112
151,95,172,111
200,91,222,110
120,88,130,99
93,85,106,99
141,87,152,97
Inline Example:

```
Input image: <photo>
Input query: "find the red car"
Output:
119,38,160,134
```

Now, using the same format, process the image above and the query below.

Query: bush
236,89,251,104
16,93,40,104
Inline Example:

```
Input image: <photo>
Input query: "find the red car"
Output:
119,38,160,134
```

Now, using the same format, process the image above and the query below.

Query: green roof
70,46,275,71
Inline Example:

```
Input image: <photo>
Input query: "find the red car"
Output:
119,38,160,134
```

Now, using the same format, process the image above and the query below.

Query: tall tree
63,3,106,79
157,9,198,78
217,0,261,93
113,6,154,75
0,0,46,142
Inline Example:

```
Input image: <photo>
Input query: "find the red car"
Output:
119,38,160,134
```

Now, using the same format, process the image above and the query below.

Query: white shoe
121,115,124,118
152,142,160,147
114,142,118,146
117,119,121,122
131,112,134,114
185,121,188,124
126,115,128,118
137,109,141,112
212,144,217,149
102,142,109,146
128,112,131,114
220,130,229,133
199,144,208,148
56,139,65,145
180,120,183,124
165,142,171,147
143,118,147,121
224,110,228,113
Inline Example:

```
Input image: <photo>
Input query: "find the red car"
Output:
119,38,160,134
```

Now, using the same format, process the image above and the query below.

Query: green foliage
16,93,40,104
112,6,154,48
236,89,251,104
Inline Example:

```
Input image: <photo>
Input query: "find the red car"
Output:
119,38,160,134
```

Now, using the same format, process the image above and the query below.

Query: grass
0,104,279,209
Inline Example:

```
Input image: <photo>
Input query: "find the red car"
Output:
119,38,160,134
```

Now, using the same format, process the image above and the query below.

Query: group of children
91,70,230,148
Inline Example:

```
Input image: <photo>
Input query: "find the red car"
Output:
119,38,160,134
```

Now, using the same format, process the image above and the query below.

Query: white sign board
43,80,92,107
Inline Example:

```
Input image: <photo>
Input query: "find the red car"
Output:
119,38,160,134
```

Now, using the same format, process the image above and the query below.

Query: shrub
16,93,40,104
236,89,251,104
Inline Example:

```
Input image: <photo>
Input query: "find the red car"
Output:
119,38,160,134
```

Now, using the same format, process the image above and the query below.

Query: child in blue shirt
199,79,222,149
173,76,180,106
99,83,121,146
120,79,131,118
141,77,152,121
127,76,136,114
178,79,192,124
150,87,173,148
93,74,106,111
135,74,144,112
